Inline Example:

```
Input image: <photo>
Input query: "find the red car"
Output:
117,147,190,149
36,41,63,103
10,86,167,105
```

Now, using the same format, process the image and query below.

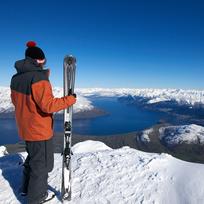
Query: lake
0,97,168,145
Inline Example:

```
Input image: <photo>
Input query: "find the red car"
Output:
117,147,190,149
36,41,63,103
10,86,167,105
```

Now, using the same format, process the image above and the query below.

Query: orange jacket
10,57,76,141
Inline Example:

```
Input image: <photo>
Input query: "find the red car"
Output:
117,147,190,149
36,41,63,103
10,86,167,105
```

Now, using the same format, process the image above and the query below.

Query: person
10,41,77,204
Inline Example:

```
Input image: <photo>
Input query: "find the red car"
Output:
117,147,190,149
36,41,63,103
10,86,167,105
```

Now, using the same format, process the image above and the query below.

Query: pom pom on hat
25,41,45,60
26,41,36,47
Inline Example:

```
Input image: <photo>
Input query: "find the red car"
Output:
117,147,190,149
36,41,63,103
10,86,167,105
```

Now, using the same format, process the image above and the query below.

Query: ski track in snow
1,141,204,204
1,87,204,114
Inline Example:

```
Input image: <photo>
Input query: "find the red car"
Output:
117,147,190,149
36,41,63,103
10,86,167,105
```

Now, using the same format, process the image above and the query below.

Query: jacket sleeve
31,80,76,113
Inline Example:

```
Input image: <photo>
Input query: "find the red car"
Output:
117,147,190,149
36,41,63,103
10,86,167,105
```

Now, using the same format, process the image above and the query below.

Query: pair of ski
46,56,76,202
61,55,76,201
46,56,75,203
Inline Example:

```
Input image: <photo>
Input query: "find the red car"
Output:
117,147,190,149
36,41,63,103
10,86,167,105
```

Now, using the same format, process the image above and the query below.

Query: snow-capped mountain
1,86,204,114
139,124,204,145
1,140,204,204
76,88,204,105
159,124,204,145
0,86,94,114
0,87,13,113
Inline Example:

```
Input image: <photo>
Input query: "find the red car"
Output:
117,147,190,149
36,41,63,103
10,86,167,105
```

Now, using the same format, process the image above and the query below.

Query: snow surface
1,140,204,204
159,124,204,145
140,128,153,143
1,87,204,114
0,146,8,157
0,87,13,113
72,140,112,154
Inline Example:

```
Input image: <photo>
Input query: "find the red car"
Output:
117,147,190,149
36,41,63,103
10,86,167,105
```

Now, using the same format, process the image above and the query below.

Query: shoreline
4,130,140,154
0,107,109,120
4,121,204,164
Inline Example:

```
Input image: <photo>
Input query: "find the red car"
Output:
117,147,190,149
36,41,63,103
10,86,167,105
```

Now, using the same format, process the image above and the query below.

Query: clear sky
0,0,204,89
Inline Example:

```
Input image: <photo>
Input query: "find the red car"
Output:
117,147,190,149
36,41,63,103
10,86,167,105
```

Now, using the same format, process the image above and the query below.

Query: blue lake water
70,97,167,135
0,97,168,145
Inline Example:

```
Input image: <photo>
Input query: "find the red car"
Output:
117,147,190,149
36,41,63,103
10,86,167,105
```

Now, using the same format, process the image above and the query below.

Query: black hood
14,57,42,73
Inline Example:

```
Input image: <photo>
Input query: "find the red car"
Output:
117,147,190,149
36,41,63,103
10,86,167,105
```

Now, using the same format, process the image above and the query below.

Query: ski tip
64,55,76,65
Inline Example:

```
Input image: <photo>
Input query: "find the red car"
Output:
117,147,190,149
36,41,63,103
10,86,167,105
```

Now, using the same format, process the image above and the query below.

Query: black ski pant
21,137,54,204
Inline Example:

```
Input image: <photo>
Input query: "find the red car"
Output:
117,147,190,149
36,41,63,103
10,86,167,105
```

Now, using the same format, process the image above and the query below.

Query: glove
72,93,77,98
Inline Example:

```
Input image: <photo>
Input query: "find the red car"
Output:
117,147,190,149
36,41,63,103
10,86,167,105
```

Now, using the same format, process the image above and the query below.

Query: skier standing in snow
10,41,77,204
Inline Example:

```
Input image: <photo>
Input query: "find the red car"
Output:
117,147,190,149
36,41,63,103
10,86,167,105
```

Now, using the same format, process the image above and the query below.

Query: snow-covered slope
140,128,153,143
1,86,204,114
1,141,204,204
0,87,13,113
159,124,204,145
0,146,8,157
72,140,112,154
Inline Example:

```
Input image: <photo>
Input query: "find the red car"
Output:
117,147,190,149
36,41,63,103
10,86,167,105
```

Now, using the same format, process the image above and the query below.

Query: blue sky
0,0,204,89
